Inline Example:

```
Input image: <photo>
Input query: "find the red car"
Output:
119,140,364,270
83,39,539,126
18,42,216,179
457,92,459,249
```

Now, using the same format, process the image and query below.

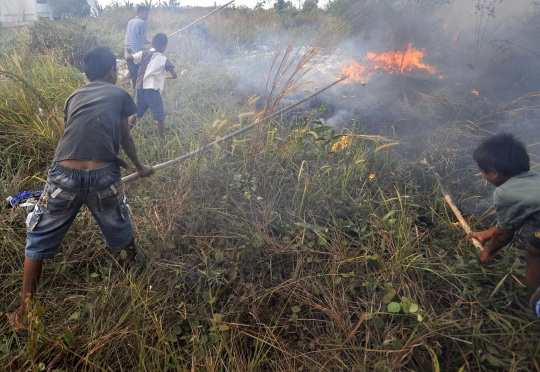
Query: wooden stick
121,76,348,183
168,0,235,38
421,158,484,251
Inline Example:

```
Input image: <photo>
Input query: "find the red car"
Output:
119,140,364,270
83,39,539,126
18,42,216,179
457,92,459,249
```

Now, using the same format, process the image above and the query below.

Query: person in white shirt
125,33,177,137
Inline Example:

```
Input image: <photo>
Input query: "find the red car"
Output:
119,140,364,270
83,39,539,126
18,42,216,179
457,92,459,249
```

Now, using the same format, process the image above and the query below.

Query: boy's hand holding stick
420,158,484,251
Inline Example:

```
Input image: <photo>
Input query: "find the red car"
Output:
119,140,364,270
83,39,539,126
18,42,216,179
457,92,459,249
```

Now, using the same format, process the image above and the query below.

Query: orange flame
340,44,437,84
340,61,370,85
368,44,436,74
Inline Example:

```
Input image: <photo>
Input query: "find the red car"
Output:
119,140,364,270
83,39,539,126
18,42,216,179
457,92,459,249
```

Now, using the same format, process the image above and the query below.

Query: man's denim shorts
127,59,139,89
25,162,134,260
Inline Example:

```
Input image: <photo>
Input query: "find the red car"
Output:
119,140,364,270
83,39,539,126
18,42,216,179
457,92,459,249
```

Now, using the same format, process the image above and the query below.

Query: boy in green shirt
471,133,540,316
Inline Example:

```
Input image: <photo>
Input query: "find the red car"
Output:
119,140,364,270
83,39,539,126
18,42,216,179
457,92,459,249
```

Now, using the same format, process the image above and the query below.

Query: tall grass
1,6,540,372
0,50,85,190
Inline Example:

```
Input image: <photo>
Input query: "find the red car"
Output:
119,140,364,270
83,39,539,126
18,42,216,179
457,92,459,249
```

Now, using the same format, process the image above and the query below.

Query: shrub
274,0,294,12
302,0,319,12
27,18,102,70
49,0,91,18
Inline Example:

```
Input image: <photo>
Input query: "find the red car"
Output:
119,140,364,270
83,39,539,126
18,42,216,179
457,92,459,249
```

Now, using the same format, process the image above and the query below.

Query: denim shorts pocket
26,205,44,231
41,184,76,215
97,180,124,212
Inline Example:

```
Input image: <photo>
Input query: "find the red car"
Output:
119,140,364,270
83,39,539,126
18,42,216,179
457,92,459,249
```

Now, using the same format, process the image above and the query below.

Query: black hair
473,133,530,177
137,5,149,13
152,33,168,49
82,47,116,81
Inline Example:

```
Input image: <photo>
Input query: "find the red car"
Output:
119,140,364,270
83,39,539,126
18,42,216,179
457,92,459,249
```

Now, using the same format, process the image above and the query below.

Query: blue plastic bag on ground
6,190,43,208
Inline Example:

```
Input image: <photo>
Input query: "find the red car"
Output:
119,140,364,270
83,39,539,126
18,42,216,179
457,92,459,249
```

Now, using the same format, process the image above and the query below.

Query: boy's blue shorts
25,162,134,260
136,89,165,121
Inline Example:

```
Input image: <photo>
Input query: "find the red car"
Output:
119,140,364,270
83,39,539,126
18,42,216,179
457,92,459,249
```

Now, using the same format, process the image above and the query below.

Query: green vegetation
27,18,110,70
1,4,539,372
49,0,92,18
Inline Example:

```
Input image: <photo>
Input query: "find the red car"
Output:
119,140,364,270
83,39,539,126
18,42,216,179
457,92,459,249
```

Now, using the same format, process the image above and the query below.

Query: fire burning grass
1,5,540,372
340,43,437,84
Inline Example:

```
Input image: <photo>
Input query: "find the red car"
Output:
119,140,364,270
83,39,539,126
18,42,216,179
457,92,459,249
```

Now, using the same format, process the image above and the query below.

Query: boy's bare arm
119,118,154,178
472,225,516,263
472,226,499,244
166,67,177,79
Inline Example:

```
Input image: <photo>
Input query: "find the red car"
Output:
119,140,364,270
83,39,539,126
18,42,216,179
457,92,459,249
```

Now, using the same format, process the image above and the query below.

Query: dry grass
1,6,540,372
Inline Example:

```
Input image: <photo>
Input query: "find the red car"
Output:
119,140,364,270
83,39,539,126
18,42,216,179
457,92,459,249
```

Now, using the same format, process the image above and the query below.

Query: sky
97,0,331,9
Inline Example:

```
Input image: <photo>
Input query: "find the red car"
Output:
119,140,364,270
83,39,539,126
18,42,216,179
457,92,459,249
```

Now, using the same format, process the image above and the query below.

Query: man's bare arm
124,47,134,61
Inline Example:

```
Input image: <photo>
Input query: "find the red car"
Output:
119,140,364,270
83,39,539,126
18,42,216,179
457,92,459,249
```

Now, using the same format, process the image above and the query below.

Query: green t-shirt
494,171,540,230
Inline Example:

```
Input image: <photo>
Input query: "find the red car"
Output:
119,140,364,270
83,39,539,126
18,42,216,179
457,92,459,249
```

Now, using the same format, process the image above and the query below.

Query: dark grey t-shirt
54,81,137,168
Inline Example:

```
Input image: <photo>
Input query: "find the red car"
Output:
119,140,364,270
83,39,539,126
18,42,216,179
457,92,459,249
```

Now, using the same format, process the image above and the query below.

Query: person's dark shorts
127,59,139,89
525,231,540,250
25,162,134,260
136,89,165,121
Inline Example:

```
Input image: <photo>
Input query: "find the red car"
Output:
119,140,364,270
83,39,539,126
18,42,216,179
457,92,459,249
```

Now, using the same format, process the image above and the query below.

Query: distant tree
140,0,158,9
393,0,449,13
121,1,135,10
254,1,267,10
326,0,447,17
325,0,360,17
273,0,293,12
49,0,91,17
302,0,318,12
93,0,103,16
160,0,180,10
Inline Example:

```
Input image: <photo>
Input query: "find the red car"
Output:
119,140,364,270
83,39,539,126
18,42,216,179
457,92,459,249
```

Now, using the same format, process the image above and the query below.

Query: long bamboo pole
421,158,484,251
122,77,348,183
168,0,235,38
